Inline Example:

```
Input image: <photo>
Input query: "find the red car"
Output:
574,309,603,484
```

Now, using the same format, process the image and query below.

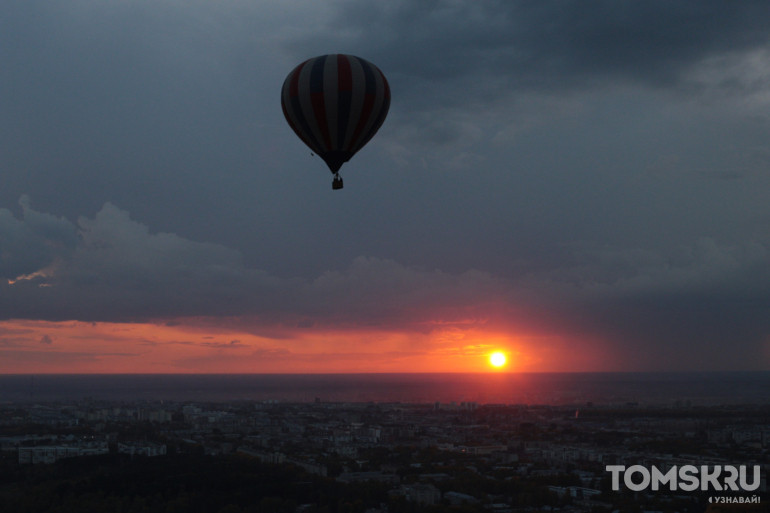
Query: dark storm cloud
595,290,770,371
2,200,769,369
1,1,769,369
0,200,284,321
0,200,507,325
0,0,282,239
286,0,770,165
0,196,77,280
309,0,770,93
529,239,770,370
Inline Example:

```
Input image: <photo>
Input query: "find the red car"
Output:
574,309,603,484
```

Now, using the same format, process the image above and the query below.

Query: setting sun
489,351,507,368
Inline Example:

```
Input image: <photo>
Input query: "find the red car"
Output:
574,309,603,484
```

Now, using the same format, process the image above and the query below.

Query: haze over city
2,1,770,373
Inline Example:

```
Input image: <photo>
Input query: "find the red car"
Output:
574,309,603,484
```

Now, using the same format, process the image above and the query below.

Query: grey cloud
584,291,770,371
0,200,508,326
531,238,769,296
285,0,770,182
527,238,770,370
2,199,769,369
301,256,507,327
0,200,279,321
298,1,770,96
0,0,297,236
0,197,77,280
1,1,770,371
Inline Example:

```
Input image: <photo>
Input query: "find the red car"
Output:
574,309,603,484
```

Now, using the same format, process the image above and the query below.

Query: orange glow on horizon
0,319,615,373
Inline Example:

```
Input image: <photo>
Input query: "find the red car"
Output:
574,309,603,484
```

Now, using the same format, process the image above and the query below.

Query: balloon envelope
281,54,390,174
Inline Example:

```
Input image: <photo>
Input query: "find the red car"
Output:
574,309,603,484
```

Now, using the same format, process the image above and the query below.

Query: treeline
0,453,387,513
0,450,580,513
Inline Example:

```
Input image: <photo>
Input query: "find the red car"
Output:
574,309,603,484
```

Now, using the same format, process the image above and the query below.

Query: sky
1,0,770,373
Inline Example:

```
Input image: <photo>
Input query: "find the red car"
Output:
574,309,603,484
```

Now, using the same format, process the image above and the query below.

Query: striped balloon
281,54,390,177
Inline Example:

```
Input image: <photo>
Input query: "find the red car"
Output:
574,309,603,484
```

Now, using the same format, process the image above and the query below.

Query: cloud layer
1,1,770,370
2,199,768,369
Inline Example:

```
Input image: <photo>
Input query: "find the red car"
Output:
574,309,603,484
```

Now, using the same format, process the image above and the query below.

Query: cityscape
1,391,766,512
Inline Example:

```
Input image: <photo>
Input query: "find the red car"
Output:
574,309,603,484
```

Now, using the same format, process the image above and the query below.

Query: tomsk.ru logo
605,465,762,492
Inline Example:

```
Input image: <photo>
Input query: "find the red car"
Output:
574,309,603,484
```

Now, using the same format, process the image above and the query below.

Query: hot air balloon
281,54,390,190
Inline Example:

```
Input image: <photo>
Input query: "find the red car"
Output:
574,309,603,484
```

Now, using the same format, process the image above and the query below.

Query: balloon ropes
281,54,390,190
